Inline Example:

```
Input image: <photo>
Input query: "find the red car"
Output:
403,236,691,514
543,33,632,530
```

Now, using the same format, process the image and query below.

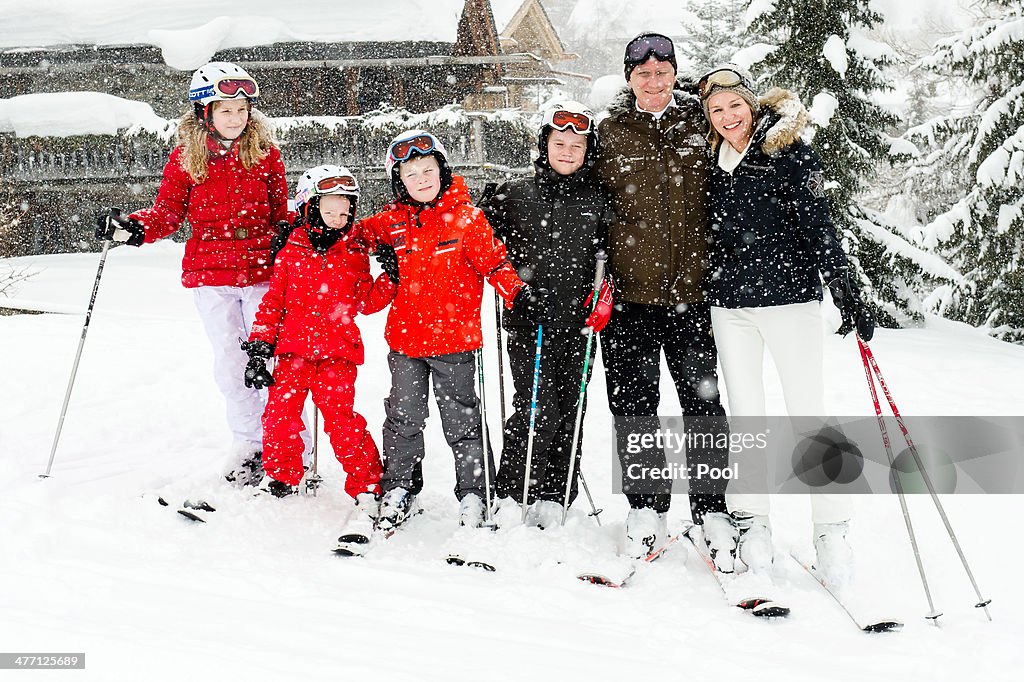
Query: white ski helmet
384,129,449,178
188,61,260,106
295,165,360,225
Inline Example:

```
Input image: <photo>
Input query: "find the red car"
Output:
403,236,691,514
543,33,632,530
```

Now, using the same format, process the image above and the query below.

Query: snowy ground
1,243,1022,681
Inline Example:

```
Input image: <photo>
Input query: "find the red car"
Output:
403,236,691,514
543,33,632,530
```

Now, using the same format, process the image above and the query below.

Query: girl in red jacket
243,166,394,542
94,62,309,484
358,130,541,532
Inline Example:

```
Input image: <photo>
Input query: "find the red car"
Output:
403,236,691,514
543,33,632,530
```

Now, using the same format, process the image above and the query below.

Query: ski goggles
698,68,752,99
624,33,675,65
316,175,358,193
189,76,260,102
388,134,438,164
547,109,593,135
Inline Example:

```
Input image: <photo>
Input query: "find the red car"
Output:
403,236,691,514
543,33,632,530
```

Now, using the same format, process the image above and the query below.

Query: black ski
157,496,216,523
683,524,790,618
445,555,497,572
788,553,902,633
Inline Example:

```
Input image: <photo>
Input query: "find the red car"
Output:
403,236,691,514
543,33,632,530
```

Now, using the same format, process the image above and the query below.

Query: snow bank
0,92,173,138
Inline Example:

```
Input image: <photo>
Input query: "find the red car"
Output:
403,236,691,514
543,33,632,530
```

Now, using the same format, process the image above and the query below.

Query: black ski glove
268,220,296,265
240,339,275,389
375,244,400,284
827,271,875,341
95,208,144,246
511,285,550,324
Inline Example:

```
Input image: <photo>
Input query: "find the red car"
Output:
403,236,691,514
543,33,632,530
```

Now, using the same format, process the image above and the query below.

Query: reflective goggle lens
550,110,593,134
625,34,675,64
698,69,747,98
317,175,358,192
390,135,436,163
215,78,260,98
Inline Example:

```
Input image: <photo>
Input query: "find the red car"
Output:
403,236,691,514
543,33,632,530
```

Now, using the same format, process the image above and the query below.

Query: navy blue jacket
706,89,849,309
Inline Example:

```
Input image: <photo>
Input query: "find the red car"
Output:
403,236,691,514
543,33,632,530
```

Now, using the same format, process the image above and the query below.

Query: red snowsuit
249,226,395,495
129,138,293,288
357,176,524,357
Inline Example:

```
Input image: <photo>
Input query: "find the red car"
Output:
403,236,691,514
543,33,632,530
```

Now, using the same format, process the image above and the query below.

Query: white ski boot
526,500,564,530
701,512,739,573
333,492,379,556
376,487,417,533
735,512,773,576
623,507,667,559
813,520,854,590
458,493,486,528
225,449,264,487
491,496,523,530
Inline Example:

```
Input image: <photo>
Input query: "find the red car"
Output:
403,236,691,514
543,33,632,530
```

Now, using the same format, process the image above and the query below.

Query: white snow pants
193,284,311,461
711,301,851,524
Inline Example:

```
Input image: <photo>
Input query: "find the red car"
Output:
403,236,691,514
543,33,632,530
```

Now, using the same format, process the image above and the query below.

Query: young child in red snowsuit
358,129,543,532
243,166,394,515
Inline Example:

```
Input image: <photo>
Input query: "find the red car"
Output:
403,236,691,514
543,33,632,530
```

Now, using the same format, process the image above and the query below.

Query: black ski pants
600,300,729,521
495,326,595,506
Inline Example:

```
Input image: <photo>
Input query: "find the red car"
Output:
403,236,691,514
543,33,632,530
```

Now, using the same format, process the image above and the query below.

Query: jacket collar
749,88,809,156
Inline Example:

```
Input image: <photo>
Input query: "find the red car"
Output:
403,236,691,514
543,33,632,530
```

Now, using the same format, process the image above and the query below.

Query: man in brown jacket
594,32,736,565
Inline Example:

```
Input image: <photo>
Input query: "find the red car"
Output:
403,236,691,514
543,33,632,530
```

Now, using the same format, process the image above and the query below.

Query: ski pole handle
588,252,608,313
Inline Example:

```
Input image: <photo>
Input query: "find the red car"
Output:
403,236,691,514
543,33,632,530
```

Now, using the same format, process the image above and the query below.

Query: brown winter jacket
593,84,712,306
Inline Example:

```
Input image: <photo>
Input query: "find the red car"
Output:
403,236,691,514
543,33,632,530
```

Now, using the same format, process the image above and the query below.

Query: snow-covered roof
0,0,468,70
490,0,528,33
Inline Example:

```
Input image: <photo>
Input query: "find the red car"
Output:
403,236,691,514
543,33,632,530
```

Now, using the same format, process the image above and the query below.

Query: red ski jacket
249,226,395,365
357,176,524,358
129,139,294,288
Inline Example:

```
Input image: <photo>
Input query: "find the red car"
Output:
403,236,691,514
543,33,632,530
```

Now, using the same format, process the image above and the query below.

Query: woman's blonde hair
176,104,277,183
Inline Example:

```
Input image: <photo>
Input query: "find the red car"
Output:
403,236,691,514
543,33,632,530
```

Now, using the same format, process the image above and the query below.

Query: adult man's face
628,56,676,113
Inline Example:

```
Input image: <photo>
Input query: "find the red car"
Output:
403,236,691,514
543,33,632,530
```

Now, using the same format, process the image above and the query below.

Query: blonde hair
176,104,277,183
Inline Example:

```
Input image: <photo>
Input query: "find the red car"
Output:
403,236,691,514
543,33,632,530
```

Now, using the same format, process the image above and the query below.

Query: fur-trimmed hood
749,87,809,156
605,79,702,119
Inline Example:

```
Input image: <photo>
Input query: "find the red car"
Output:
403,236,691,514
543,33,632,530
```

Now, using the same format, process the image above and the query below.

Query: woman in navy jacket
699,65,873,590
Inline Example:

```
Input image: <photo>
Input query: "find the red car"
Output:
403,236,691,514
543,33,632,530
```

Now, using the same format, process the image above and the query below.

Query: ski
332,532,372,557
157,496,216,523
683,524,790,618
577,532,682,588
445,554,497,572
788,553,902,633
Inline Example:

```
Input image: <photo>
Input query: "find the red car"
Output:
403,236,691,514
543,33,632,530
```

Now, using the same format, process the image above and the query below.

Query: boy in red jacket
358,130,542,531
243,166,394,543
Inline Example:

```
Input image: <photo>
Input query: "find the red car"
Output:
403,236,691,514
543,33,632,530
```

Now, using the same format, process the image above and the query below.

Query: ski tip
183,499,216,513
446,555,496,572
863,621,903,633
176,509,206,523
332,546,363,557
157,496,169,507
336,534,370,545
737,598,790,618
577,570,634,588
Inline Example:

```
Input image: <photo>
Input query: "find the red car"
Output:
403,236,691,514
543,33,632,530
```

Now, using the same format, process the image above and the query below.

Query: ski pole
520,321,544,524
857,337,942,623
561,252,607,526
475,347,496,528
576,469,603,525
305,407,322,496
494,291,507,450
41,214,116,479
860,338,991,620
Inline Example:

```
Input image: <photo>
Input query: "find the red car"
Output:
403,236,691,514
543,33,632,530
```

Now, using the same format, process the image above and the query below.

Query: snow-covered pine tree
745,0,946,326
679,0,751,71
913,0,1024,342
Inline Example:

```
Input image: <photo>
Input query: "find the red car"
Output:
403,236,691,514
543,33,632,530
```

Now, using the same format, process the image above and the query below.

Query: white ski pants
193,284,311,460
711,301,851,524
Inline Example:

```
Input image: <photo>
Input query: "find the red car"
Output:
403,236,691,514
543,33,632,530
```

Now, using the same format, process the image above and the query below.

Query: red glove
584,278,613,333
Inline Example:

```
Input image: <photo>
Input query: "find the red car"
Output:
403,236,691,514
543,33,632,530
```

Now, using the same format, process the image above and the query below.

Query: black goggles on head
624,33,675,64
